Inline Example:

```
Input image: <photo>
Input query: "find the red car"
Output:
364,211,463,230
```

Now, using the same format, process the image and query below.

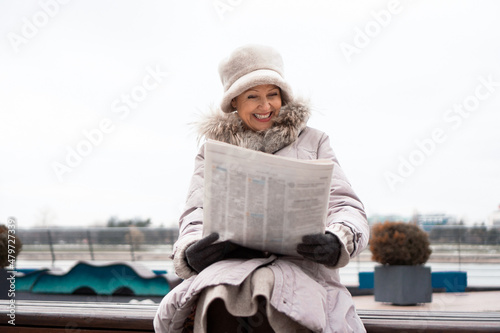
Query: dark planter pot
374,265,432,305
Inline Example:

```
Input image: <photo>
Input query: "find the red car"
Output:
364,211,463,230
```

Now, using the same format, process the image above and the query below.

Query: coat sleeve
171,144,206,279
316,133,370,269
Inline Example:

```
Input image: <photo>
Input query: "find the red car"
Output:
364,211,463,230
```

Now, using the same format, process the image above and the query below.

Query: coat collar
196,98,311,153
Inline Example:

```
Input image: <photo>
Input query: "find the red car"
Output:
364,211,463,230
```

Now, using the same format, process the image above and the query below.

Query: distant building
367,214,410,226
367,213,460,232
487,205,500,227
414,213,457,232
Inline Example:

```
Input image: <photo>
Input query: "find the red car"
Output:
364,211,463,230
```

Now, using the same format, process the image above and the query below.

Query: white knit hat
218,44,294,113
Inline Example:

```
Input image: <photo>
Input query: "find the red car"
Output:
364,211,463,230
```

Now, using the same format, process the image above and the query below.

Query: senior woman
154,44,369,333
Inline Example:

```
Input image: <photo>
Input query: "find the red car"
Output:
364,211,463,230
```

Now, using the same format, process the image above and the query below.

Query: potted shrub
370,221,432,305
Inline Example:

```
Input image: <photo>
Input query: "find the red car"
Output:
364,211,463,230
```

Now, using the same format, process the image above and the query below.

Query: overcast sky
1,0,499,228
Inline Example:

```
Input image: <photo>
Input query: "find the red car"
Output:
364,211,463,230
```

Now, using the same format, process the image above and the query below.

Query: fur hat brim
220,69,293,113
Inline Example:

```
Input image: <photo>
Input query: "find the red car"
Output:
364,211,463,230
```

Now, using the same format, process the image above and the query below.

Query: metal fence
16,227,178,264
15,225,500,263
12,226,500,286
429,225,500,245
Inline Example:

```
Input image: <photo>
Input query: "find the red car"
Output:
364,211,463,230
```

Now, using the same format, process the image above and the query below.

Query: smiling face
231,84,282,132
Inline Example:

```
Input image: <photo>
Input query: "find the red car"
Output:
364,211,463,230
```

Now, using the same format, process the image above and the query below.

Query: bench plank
2,301,500,332
358,309,500,333
0,300,157,331
1,328,153,333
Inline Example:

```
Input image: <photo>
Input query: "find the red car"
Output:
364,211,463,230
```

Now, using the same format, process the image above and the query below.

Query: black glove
297,232,341,266
185,232,267,273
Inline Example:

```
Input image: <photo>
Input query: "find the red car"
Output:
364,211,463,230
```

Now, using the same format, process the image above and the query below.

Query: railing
14,226,500,287
16,227,178,265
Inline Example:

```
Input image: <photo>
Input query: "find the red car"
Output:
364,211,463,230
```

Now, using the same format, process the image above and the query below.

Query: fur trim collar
196,98,311,153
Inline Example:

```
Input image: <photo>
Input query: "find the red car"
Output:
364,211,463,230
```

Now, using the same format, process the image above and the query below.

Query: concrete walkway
353,291,500,312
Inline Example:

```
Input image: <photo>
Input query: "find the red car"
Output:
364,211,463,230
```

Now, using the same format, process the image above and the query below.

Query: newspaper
203,139,334,256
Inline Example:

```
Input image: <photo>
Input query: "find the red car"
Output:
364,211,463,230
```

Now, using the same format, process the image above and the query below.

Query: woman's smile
253,111,273,121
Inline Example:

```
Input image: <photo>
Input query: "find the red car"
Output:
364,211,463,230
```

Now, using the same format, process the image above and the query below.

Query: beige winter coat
154,99,369,332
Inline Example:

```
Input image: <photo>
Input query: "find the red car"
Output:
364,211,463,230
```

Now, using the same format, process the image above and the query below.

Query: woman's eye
247,95,256,99
268,93,278,97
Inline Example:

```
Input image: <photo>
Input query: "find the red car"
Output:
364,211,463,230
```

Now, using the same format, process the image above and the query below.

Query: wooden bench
0,300,156,332
360,309,500,332
2,300,500,332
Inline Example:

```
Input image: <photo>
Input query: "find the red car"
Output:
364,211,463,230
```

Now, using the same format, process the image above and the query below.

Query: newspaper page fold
203,139,334,256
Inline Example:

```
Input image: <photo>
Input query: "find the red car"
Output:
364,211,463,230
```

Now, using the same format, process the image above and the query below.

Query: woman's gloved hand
185,232,268,273
185,233,235,273
297,232,341,267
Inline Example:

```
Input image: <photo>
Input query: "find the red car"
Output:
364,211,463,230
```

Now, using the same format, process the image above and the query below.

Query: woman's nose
259,98,271,111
